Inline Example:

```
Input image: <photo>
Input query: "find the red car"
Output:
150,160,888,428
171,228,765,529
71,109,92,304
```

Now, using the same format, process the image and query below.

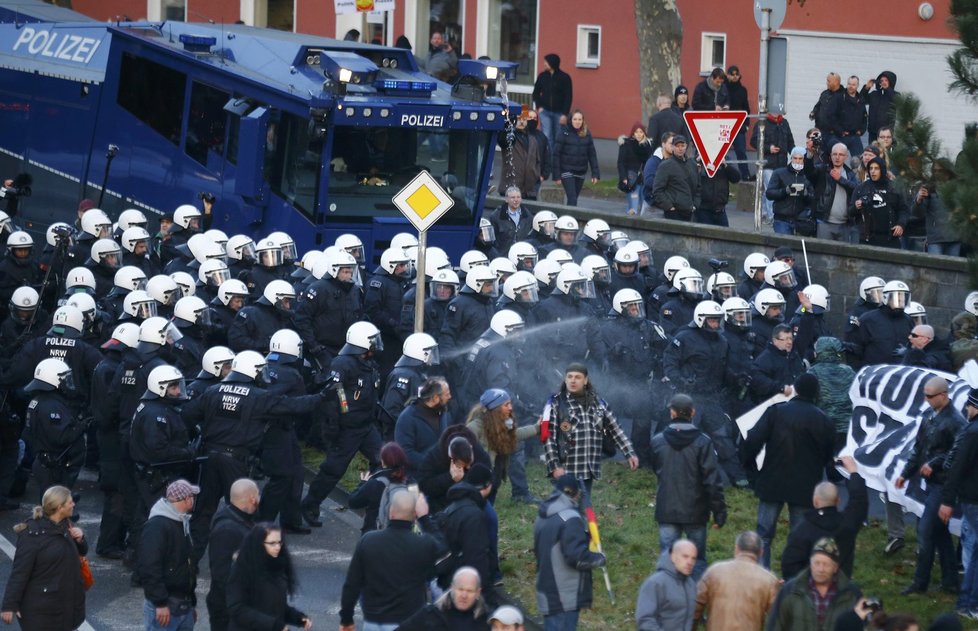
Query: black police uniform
159,225,194,266
91,344,129,557
534,291,594,367
852,305,913,368
7,329,103,398
663,324,731,396
25,388,86,498
0,251,43,322
526,230,556,256
658,292,700,336
186,373,221,400
0,308,48,358
721,325,759,416
495,295,538,327
241,264,286,300
364,268,407,370
171,327,205,379
182,376,326,559
646,281,673,322
63,233,96,272
300,352,382,526
259,354,309,530
201,299,240,347
609,269,645,297
98,289,128,322
84,258,116,298
122,251,161,277
380,358,428,436
439,289,495,357
844,298,878,358
575,237,609,264
293,276,362,366
737,276,764,301
401,294,452,337
749,314,784,358
227,302,293,353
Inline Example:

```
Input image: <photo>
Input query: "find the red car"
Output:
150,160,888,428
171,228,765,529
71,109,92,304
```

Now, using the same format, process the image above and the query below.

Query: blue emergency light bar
457,59,519,81
375,78,436,96
178,33,216,53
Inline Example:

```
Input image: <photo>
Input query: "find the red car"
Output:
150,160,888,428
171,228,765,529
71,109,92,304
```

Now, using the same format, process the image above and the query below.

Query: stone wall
521,200,972,338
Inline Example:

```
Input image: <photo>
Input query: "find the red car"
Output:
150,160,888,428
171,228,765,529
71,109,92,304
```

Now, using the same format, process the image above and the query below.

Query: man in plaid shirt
544,362,639,494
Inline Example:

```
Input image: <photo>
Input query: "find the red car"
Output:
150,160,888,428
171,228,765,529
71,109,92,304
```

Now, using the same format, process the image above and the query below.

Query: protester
347,441,412,533
552,110,600,207
693,531,779,631
617,123,653,216
207,478,260,631
635,540,697,631
395,566,491,631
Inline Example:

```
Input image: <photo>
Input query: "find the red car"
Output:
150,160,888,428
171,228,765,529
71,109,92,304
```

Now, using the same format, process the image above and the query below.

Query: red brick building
70,1,968,148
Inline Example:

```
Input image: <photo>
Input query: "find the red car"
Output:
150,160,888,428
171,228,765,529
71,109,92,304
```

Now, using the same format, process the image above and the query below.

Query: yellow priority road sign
391,170,455,233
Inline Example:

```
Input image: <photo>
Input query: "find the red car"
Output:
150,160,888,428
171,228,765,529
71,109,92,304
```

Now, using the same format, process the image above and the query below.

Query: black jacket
750,116,794,169
394,401,450,475
293,276,362,357
553,126,599,179
227,303,293,353
780,473,868,579
129,397,194,467
207,504,256,629
650,422,727,526
741,397,835,506
618,137,653,183
837,91,867,136
394,592,490,631
766,166,814,221
849,178,910,241
652,155,700,213
439,290,495,355
340,519,440,625
941,418,978,505
647,108,685,150
1,517,87,631
901,403,966,486
226,562,307,631
726,79,751,115
861,71,899,138
365,269,407,340
138,499,196,606
851,305,912,367
417,441,491,513
437,482,491,590
692,78,729,111
810,87,843,136
699,162,741,210
749,343,806,403
487,204,533,254
532,66,573,115
663,324,730,392
806,162,859,223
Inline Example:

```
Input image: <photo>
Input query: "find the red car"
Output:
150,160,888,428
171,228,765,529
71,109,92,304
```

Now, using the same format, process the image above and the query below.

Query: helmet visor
727,309,752,328
886,291,909,310
135,300,158,320
236,241,257,262
205,267,232,287
478,223,496,244
280,241,297,262
368,332,384,352
514,283,539,304
430,281,457,301
346,245,364,262
165,378,189,401
538,221,555,237
423,345,440,366
714,284,736,300
774,268,797,289
258,248,284,267
622,300,646,320
163,320,184,345
592,267,610,284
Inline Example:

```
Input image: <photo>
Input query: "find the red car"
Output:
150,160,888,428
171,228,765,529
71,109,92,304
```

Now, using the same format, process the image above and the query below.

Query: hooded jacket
850,159,909,241
636,551,697,631
950,312,978,370
533,491,605,615
532,54,573,115
649,422,727,526
861,71,899,138
765,165,814,221
437,481,491,589
138,497,196,607
807,337,856,434
750,115,794,169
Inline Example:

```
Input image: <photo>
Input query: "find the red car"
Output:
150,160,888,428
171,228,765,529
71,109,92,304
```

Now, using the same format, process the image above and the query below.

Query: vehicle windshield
326,126,492,226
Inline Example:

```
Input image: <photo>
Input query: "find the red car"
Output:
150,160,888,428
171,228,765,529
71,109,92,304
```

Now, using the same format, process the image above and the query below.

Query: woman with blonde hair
466,388,540,503
1,486,87,630
553,109,600,206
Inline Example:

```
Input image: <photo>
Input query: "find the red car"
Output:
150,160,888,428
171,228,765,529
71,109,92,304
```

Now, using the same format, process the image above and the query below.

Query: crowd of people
0,85,974,626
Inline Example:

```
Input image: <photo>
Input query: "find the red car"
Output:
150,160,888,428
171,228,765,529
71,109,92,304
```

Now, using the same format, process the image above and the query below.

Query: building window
488,0,537,86
576,25,600,68
700,33,726,74
162,0,185,21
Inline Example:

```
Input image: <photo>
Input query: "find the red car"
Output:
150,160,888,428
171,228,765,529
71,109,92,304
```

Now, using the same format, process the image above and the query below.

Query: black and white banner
841,363,972,518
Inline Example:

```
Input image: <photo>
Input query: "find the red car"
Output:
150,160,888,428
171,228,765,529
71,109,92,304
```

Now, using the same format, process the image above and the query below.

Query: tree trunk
634,0,683,123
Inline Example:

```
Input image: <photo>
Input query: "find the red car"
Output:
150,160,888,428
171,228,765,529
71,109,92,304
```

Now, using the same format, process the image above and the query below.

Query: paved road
0,469,363,630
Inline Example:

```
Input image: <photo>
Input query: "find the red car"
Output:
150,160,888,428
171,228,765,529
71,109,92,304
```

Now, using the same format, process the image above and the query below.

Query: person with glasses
902,324,952,371
226,523,311,630
748,324,806,404
896,376,965,596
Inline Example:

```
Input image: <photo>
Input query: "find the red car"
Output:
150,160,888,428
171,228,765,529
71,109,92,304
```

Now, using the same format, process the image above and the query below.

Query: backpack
422,500,467,581
375,476,409,531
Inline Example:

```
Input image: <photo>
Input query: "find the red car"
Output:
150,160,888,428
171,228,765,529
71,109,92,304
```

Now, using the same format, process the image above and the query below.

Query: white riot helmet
581,254,611,286
108,322,140,349
145,365,187,400
146,275,180,306
402,332,440,365
582,218,611,246
490,310,524,337
753,288,786,318
198,259,231,287
532,210,558,237
90,238,122,269
226,350,268,382
185,234,224,265
226,235,257,262
966,290,978,317
554,215,579,245
321,249,357,281
626,240,653,270
555,264,595,299
173,204,202,230
9,286,39,322
743,252,770,279
802,284,830,314
609,230,630,253
45,222,74,248
123,290,158,320
380,247,412,277
882,280,911,310
430,268,460,301
137,316,182,352
722,296,752,329
204,229,229,248
613,246,640,277
50,305,84,337
390,233,419,258
6,230,32,256
613,288,646,319
340,321,383,355
706,272,737,301
460,250,490,273
693,300,725,329
260,280,295,312
120,227,151,254
546,249,573,267
672,268,704,297
294,250,322,276
466,266,499,296
266,231,297,262
65,267,96,295
199,346,235,378
66,293,97,325
255,238,283,268
764,260,796,289
502,270,539,304
269,329,303,359
860,276,886,305
334,233,364,263
663,256,690,283
169,271,197,298
508,242,538,270
80,209,112,239
534,259,562,288
25,358,73,393
477,217,495,244
489,257,516,284
173,296,207,328
906,301,927,325
118,209,148,231
217,279,249,308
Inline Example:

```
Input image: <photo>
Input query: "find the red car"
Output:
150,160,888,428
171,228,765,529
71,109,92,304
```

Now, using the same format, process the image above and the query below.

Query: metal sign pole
414,230,428,334
754,7,771,232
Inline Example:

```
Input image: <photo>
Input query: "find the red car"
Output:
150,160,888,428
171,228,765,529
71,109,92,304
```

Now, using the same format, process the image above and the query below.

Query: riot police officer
459,310,526,411
294,249,362,368
300,322,384,528
120,226,160,277
187,346,235,400
852,280,914,367
86,238,122,297
145,274,180,320
0,231,43,323
65,208,112,270
496,270,539,327
648,255,690,322
201,278,249,347
581,254,613,314
720,296,757,415
380,333,440,438
577,218,612,262
663,300,732,397
0,286,47,355
99,266,148,321
398,252,453,337
171,296,208,377
659,268,707,336
845,275,885,360
225,234,257,281
364,247,411,371
160,204,202,265
737,252,770,300
66,293,112,347
750,288,787,358
241,237,287,299
762,259,801,315
228,279,295,353
183,350,328,559
535,265,596,368
608,245,645,297
24,358,86,499
526,210,558,255
440,265,497,358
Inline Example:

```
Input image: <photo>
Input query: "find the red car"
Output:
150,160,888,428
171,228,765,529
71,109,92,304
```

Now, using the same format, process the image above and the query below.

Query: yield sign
683,111,748,178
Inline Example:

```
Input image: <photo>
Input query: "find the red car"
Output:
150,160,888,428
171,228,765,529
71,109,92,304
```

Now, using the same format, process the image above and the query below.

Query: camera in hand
708,258,729,272
0,173,32,199
790,183,806,195
198,191,216,204
810,130,822,149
